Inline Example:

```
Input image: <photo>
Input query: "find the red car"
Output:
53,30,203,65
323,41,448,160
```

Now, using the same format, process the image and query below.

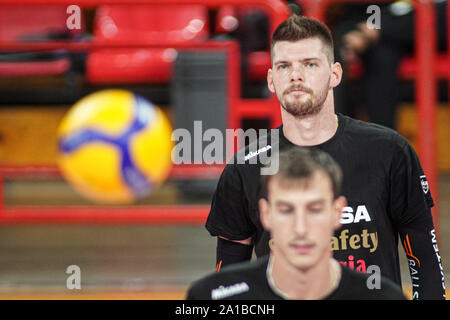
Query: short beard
279,79,330,117
282,99,320,117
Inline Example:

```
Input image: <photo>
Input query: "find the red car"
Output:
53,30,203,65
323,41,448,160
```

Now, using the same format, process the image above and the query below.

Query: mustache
283,85,313,95
289,239,316,246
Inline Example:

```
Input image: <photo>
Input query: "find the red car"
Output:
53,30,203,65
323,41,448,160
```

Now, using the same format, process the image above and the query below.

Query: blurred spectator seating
86,5,209,84
0,5,77,77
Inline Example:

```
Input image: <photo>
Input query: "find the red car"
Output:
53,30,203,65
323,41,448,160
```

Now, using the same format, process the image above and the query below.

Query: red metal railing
0,164,226,224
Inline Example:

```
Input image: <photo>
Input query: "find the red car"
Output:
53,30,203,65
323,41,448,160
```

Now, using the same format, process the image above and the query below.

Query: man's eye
277,64,287,70
278,207,293,214
306,62,317,68
309,207,323,214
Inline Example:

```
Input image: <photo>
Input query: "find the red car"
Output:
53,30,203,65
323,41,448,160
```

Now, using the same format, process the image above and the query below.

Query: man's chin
282,105,322,118
290,259,316,272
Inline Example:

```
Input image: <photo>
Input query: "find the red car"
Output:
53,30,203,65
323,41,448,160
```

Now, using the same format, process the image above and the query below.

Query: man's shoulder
340,114,411,150
343,114,403,139
187,258,268,300
333,265,406,300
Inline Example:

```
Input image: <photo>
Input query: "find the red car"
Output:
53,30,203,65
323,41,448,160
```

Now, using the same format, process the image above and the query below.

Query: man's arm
399,214,445,299
391,141,445,299
205,164,257,269
215,236,253,271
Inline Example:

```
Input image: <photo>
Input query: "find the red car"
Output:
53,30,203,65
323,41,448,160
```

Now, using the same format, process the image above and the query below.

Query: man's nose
293,211,308,238
290,65,305,82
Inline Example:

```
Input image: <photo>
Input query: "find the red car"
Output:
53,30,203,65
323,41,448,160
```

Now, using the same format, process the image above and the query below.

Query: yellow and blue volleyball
57,89,173,204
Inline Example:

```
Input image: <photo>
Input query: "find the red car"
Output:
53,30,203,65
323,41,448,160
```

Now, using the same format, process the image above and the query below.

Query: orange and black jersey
206,113,446,299
187,256,406,300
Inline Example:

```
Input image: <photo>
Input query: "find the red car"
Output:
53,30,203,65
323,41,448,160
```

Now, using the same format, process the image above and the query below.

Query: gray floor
0,225,215,290
0,174,449,294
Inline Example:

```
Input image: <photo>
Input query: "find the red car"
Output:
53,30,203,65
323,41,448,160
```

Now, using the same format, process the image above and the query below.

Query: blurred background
0,0,448,299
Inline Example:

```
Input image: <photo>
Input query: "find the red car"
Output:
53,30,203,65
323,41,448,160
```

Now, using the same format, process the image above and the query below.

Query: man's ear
330,62,343,89
259,198,271,232
267,68,275,93
333,195,347,230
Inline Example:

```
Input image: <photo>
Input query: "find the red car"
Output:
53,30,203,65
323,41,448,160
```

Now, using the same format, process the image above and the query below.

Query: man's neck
281,102,338,147
267,254,340,300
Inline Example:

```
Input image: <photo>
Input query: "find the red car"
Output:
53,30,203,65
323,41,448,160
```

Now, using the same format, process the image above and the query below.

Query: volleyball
57,89,173,204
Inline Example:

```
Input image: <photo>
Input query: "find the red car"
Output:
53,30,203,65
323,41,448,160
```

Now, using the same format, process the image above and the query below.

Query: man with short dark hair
188,148,406,300
206,15,445,299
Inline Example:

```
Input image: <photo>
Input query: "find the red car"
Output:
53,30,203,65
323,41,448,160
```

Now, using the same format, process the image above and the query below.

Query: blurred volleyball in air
57,89,173,204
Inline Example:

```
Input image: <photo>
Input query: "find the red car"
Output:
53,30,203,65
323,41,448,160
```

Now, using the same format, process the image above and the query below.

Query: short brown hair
271,15,334,64
262,148,342,199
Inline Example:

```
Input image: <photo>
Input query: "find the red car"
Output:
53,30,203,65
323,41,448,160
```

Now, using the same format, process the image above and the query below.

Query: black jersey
206,113,445,299
187,256,406,300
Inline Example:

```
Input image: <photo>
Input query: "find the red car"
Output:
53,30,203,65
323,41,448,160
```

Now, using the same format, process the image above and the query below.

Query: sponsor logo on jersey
333,204,378,274
244,145,272,162
403,230,446,299
332,229,378,253
338,255,368,272
340,205,371,224
333,205,377,253
403,233,420,299
431,229,446,299
211,282,250,300
420,175,429,194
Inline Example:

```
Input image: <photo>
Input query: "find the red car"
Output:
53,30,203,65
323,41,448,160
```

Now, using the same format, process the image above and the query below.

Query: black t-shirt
187,255,406,300
206,113,445,299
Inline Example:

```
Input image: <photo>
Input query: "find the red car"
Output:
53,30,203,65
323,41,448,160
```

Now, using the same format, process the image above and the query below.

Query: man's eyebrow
302,57,321,62
307,199,326,205
274,200,293,206
273,198,326,207
274,58,321,65
274,60,290,65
